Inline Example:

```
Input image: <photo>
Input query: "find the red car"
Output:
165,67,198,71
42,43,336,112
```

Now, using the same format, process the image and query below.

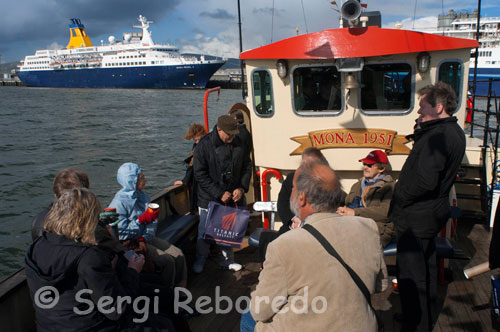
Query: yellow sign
290,128,410,155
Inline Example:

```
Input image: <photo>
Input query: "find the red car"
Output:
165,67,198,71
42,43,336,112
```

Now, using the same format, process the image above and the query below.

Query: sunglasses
363,163,374,168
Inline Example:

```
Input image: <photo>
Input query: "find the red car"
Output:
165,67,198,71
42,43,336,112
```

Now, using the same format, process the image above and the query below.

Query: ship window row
252,60,462,117
105,62,147,67
26,61,50,65
478,51,492,57
118,55,146,59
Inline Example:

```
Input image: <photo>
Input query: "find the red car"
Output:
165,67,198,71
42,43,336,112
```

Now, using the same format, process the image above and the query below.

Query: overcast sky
0,0,498,63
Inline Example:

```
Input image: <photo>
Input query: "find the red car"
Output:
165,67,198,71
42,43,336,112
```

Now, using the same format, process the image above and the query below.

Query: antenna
301,0,309,33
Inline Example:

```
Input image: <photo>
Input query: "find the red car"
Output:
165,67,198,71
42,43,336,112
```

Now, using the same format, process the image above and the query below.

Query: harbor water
0,86,243,281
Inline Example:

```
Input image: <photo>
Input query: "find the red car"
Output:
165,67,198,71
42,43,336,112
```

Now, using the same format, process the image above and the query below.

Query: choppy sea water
0,86,243,280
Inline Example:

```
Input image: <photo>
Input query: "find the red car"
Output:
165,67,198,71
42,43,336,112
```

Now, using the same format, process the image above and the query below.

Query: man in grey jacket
241,160,387,332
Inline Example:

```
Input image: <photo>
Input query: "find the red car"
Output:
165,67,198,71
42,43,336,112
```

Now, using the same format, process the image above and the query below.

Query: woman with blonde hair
25,187,146,332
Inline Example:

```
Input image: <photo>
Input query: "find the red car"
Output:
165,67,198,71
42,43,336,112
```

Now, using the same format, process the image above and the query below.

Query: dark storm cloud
199,9,235,20
0,0,181,44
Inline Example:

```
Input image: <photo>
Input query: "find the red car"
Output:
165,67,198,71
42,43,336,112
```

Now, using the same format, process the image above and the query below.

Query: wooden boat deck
185,215,499,332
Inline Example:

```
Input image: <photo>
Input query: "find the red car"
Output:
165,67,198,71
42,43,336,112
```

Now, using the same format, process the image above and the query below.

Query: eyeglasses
363,163,374,168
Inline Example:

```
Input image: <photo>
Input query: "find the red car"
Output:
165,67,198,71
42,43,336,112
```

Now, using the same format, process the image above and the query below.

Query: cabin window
438,61,462,101
360,63,412,113
252,69,274,117
292,66,342,115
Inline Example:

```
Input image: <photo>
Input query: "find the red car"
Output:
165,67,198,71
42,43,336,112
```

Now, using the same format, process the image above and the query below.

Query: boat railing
468,77,500,222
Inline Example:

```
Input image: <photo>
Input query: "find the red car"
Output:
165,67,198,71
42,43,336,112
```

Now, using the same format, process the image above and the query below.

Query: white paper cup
148,203,159,212
392,278,398,294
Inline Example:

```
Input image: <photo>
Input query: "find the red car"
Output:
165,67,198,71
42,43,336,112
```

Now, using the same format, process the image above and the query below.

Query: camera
221,170,233,183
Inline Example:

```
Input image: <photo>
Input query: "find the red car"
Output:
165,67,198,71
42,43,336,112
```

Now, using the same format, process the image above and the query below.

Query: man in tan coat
240,161,387,332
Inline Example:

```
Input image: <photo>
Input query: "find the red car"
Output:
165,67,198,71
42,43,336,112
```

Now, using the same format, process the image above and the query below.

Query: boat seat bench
156,213,198,245
383,237,469,260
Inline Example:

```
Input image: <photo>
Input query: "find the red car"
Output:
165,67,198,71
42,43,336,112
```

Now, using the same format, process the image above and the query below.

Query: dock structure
185,215,497,331
0,79,23,86
207,68,244,89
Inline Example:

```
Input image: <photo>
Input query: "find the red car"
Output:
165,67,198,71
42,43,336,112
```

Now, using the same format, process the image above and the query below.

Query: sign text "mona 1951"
290,128,410,155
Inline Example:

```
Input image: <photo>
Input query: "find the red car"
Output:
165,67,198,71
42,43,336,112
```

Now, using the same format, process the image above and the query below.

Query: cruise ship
17,15,226,88
419,10,500,96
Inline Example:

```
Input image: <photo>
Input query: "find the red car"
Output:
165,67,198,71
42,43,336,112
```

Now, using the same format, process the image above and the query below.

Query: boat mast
238,0,246,99
134,15,155,46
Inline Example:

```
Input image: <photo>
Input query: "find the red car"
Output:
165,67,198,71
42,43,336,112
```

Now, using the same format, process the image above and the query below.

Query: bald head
301,147,329,166
293,161,343,216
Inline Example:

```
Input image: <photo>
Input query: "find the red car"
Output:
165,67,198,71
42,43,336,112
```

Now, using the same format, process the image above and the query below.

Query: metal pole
481,78,492,222
470,0,481,137
487,79,497,223
237,0,246,99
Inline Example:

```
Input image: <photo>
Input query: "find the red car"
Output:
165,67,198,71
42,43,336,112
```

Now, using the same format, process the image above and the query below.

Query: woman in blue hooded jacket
109,162,187,288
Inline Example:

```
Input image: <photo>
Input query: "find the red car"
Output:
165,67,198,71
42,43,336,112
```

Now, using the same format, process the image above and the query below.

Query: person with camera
192,115,252,273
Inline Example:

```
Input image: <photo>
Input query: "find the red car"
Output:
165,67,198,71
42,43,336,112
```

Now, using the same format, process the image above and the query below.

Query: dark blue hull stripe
18,63,224,88
468,67,500,95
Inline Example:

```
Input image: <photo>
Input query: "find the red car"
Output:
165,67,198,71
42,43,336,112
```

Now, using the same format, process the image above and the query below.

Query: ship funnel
66,18,93,49
341,0,362,26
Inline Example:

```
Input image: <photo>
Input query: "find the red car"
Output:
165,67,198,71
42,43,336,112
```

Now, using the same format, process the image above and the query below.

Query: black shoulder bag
302,224,384,332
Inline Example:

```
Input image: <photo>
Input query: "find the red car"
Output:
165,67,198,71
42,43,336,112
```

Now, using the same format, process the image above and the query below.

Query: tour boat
2,2,500,331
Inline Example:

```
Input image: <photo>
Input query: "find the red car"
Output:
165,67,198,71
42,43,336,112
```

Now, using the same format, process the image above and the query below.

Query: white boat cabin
240,10,479,204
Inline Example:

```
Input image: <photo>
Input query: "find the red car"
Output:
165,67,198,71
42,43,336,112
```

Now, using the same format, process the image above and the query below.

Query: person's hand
138,209,159,224
174,180,183,186
290,216,302,229
128,254,145,273
138,239,148,253
232,188,244,202
337,207,355,216
221,191,232,203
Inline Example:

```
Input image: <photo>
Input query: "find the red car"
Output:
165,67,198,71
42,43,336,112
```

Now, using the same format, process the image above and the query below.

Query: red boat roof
240,26,478,60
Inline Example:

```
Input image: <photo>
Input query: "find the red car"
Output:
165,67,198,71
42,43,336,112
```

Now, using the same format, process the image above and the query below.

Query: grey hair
296,162,343,212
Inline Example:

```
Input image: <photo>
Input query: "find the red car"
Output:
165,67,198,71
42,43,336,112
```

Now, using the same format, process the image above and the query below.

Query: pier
0,79,23,86
207,69,244,89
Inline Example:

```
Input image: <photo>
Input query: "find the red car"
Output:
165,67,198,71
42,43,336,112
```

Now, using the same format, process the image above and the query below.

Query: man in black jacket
389,81,465,332
192,115,252,273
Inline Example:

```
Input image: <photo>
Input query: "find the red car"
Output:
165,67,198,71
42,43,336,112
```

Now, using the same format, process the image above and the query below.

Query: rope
412,0,418,30
301,0,309,34
271,0,275,43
